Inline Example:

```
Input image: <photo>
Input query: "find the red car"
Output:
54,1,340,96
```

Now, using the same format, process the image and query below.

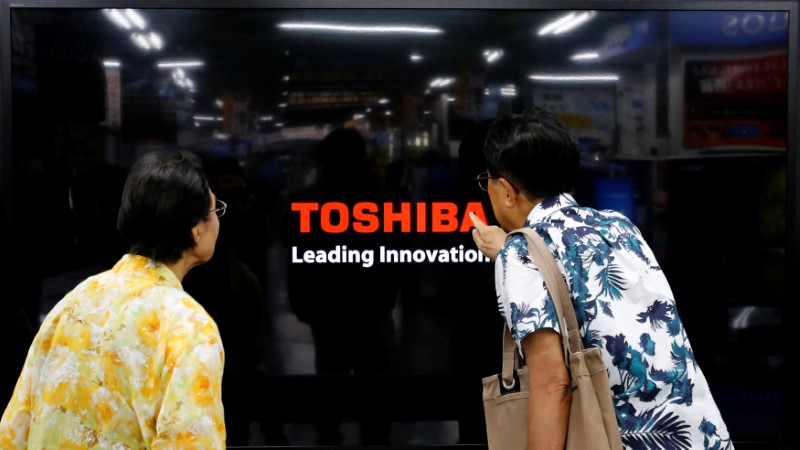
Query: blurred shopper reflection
411,123,503,443
68,165,131,269
184,157,288,445
283,128,397,445
449,121,504,443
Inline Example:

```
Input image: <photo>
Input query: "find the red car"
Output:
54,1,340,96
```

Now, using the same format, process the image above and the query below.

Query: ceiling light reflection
529,73,618,82
131,33,151,50
429,77,455,88
537,12,576,36
104,9,132,30
538,11,596,36
277,22,443,34
571,51,599,61
157,60,205,68
123,9,146,30
553,12,596,35
148,32,163,50
484,49,504,64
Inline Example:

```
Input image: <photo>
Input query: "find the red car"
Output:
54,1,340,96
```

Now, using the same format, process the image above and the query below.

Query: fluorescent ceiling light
104,9,132,30
571,51,599,61
529,73,618,82
102,60,121,67
429,77,455,88
277,22,443,34
537,12,576,35
483,49,504,64
131,33,151,50
123,9,147,30
538,11,596,36
553,12,596,35
157,60,205,68
148,32,163,50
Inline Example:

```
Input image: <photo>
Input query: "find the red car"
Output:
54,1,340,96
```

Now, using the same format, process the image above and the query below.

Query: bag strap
500,324,520,389
511,227,584,358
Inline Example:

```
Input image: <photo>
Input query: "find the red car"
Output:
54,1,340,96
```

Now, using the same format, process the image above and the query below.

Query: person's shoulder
145,285,223,343
44,267,113,313
138,283,214,320
505,230,528,246
500,230,531,260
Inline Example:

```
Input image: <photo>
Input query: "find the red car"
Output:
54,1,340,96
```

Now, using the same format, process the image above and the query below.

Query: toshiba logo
291,201,488,233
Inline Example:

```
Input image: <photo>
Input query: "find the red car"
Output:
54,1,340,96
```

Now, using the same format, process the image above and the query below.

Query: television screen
1,1,797,446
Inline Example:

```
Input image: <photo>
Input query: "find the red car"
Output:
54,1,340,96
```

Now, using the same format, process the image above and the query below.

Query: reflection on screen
3,5,791,445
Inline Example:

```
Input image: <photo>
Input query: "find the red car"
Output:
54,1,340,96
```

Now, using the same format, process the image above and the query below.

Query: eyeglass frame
476,171,518,192
475,172,497,191
210,199,227,218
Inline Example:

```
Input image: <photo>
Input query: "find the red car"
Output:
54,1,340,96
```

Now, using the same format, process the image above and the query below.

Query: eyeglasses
476,172,498,191
476,171,518,192
210,199,227,218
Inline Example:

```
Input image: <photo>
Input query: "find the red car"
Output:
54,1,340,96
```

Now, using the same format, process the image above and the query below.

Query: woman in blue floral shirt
470,108,731,449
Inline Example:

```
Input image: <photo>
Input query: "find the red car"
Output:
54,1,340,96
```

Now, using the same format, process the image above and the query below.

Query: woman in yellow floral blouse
0,151,227,448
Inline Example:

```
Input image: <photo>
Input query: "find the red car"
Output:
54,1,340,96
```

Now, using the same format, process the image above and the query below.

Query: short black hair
484,107,580,199
117,150,211,263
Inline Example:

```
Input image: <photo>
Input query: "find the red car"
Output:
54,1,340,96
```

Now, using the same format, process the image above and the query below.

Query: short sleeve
499,233,562,345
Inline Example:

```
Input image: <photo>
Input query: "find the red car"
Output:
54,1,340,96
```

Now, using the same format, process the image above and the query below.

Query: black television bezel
1,1,798,446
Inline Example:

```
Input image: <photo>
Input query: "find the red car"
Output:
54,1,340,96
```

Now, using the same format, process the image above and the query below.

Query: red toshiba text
291,202,488,233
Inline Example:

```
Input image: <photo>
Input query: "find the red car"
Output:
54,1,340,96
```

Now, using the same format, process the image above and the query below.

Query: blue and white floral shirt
496,193,732,449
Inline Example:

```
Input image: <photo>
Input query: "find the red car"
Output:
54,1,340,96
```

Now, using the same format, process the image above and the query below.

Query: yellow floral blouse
0,254,226,449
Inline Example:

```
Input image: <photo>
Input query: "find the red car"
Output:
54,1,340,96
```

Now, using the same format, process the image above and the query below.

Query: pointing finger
469,211,487,231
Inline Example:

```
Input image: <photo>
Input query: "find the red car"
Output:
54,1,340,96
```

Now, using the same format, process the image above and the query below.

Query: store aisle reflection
281,128,399,445
184,157,288,445
449,121,504,443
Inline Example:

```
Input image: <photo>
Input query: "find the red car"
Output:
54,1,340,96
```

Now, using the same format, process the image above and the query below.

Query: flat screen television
1,1,798,447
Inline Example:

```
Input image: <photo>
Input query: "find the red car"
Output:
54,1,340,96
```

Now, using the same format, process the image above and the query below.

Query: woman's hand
469,211,507,262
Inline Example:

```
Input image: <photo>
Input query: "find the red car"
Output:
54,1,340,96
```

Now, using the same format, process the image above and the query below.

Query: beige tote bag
482,227,623,450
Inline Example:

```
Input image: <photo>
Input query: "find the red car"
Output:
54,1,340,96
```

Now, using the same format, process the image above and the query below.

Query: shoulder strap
511,227,584,358
500,324,521,389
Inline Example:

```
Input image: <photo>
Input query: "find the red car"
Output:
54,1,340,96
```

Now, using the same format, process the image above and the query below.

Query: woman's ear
191,225,202,244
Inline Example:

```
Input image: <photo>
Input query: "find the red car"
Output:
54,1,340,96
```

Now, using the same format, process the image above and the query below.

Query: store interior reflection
1,6,791,446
